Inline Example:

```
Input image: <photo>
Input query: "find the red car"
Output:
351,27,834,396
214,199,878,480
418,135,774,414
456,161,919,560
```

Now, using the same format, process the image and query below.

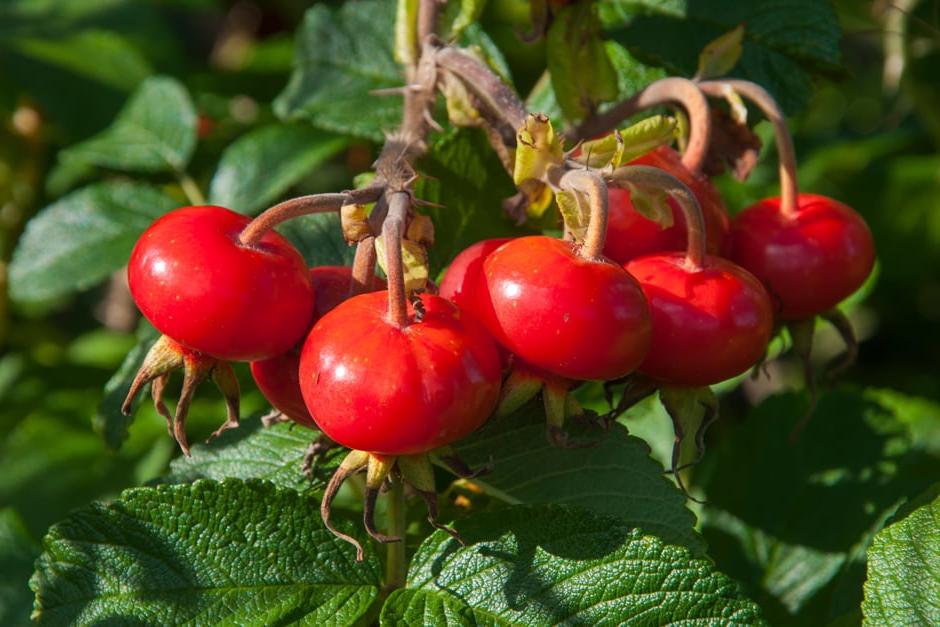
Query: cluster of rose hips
121,76,874,557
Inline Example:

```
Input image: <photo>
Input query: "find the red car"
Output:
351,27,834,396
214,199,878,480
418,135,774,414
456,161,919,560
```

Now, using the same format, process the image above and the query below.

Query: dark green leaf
453,401,704,554
0,509,38,626
381,505,763,625
209,124,348,215
93,321,159,451
31,480,382,625
274,0,402,141
695,388,939,625
163,421,342,493
863,486,940,626
277,212,354,268
601,0,843,113
547,3,618,121
416,128,527,273
58,76,197,174
9,182,179,303
527,42,665,125
4,30,151,93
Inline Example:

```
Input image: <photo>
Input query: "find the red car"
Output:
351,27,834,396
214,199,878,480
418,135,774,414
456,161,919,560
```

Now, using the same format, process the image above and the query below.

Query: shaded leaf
209,124,348,215
163,421,342,494
863,486,940,626
416,128,525,273
453,401,704,554
601,0,843,113
382,505,762,625
546,3,618,121
695,389,939,625
31,480,382,625
9,182,178,303
277,212,354,268
58,76,197,174
93,321,159,451
0,509,38,626
274,0,402,141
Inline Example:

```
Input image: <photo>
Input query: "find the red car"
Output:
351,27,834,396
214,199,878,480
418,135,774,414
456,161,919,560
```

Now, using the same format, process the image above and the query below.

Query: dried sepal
321,449,370,561
121,334,243,456
659,385,719,502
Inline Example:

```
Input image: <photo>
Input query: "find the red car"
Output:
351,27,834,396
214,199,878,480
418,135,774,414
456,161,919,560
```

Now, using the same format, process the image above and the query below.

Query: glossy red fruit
730,194,875,320
251,266,385,427
250,349,312,427
129,206,314,361
481,236,651,381
309,265,386,319
439,238,513,315
604,146,730,264
439,237,516,370
300,292,501,455
626,253,774,386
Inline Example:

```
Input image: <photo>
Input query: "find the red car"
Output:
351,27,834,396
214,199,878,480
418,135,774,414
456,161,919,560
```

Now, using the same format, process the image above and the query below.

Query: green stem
178,172,207,206
385,476,407,591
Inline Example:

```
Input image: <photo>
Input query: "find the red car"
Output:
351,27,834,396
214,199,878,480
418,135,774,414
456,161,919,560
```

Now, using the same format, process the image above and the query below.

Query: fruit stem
239,188,382,247
434,45,528,135
349,236,378,298
608,165,707,270
558,169,609,261
384,475,408,591
568,77,712,175
699,79,799,217
384,191,410,328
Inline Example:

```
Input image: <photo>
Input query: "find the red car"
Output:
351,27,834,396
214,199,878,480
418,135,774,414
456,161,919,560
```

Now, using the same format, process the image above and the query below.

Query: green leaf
381,505,763,625
93,321,158,451
163,421,342,493
601,0,843,113
442,0,488,39
31,479,382,625
58,76,197,174
277,212,355,268
416,128,525,272
0,509,39,626
274,0,402,141
527,42,665,125
863,487,940,626
695,388,939,625
5,29,151,93
452,401,704,554
9,181,178,303
547,3,619,121
208,124,348,215
695,23,745,80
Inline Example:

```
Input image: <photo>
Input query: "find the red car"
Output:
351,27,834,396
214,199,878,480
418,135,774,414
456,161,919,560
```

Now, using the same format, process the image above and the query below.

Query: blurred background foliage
0,1,938,625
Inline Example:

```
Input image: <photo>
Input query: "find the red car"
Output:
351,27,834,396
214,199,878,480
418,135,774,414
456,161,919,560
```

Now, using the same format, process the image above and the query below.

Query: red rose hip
730,194,875,320
626,253,774,385
251,266,385,428
481,236,651,381
129,205,314,361
299,291,501,455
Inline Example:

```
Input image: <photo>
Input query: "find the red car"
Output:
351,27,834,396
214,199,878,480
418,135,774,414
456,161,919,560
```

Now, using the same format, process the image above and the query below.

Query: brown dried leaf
703,107,762,181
